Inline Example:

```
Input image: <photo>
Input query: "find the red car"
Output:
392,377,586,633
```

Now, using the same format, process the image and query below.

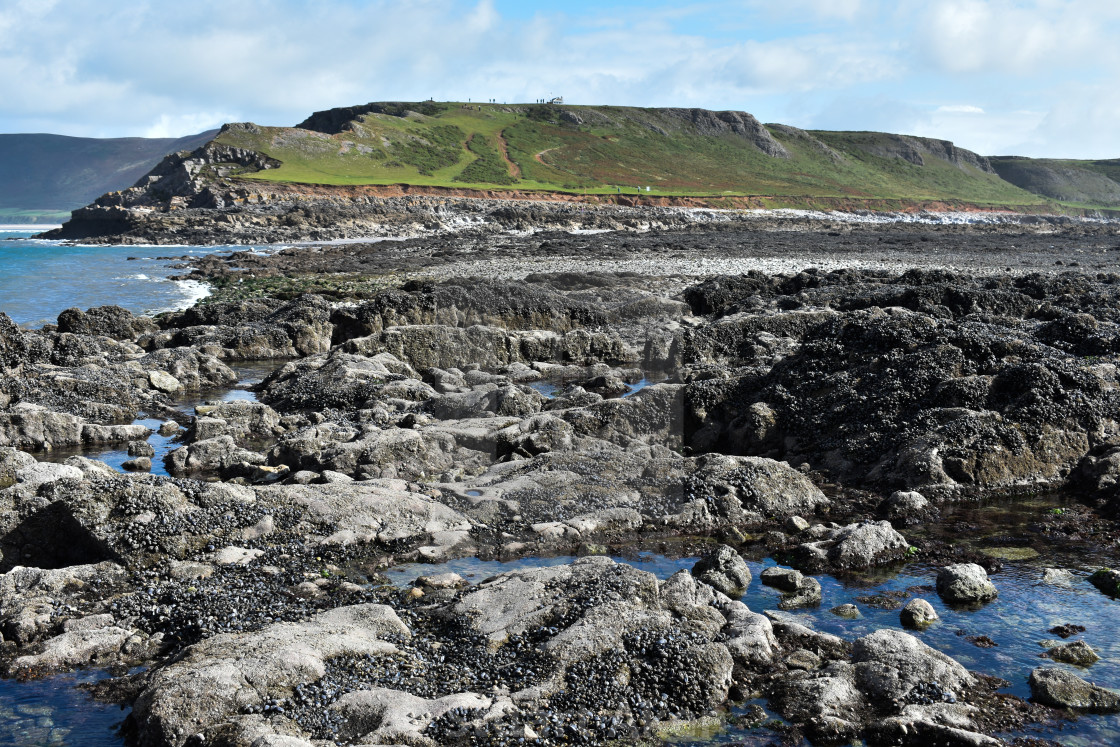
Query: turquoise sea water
0,227,247,328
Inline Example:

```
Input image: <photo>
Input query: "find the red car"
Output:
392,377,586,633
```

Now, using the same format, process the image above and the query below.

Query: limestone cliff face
85,123,280,211
845,132,995,173
40,124,282,239
655,108,791,159
992,157,1120,206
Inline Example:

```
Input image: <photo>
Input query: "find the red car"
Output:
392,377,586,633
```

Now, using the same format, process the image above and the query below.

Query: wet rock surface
937,563,999,605
5,221,1120,746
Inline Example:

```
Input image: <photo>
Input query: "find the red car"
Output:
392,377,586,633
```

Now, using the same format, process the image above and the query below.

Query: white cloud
914,0,1116,74
0,0,1117,157
144,112,237,139
936,105,984,114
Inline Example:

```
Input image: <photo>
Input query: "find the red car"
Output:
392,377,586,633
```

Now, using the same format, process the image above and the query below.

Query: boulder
881,489,934,524
936,563,998,605
852,629,976,704
256,481,472,552
131,605,410,746
56,305,158,340
0,405,85,450
792,521,910,571
122,457,152,472
333,688,498,746
0,312,27,371
148,369,182,393
1029,667,1120,713
166,435,267,476
1045,640,1100,666
777,576,822,611
1089,568,1120,597
691,544,751,596
900,598,940,629
760,566,803,592
684,454,829,525
140,347,237,390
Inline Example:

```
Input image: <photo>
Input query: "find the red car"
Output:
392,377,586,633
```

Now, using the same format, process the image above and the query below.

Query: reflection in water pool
386,547,1120,746
11,371,1120,745
36,361,278,478
528,381,560,399
7,544,1120,746
0,670,128,747
528,372,668,401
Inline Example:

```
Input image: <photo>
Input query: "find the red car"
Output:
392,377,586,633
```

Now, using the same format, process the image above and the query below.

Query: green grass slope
207,101,1052,208
990,156,1120,208
0,130,217,218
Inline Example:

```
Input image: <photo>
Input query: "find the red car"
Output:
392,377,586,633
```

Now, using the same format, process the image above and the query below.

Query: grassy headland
201,101,1072,211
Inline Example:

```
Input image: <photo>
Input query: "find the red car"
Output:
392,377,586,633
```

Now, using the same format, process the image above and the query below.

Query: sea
0,226,246,328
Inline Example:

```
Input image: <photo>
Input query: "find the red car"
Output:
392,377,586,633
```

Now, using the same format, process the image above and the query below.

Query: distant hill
199,102,1043,208
0,130,217,221
990,157,1120,207
33,103,1120,234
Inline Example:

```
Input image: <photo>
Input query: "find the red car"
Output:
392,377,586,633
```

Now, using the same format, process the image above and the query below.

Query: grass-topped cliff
197,101,1054,209
40,101,1120,244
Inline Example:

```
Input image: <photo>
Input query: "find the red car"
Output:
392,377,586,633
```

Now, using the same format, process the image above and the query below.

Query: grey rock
882,489,932,524
760,566,803,592
15,462,83,488
1041,567,1074,585
900,598,940,629
256,481,472,551
692,544,751,596
56,305,158,341
785,515,810,533
1046,640,1100,666
852,629,976,703
415,572,465,590
148,369,182,393
166,435,266,476
122,457,152,472
937,563,998,604
128,439,155,457
830,604,861,619
333,688,498,745
777,576,822,611
1029,667,1120,712
687,454,829,525
1089,568,1120,597
81,423,152,445
132,605,410,746
13,625,135,671
793,520,911,571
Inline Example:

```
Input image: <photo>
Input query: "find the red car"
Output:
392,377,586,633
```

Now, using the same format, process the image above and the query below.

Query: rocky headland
4,222,1120,746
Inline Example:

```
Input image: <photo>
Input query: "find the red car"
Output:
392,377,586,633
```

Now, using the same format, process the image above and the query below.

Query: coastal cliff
41,101,1103,245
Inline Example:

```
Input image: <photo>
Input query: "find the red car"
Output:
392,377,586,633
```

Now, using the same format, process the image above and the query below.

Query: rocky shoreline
35,162,1120,247
4,222,1120,746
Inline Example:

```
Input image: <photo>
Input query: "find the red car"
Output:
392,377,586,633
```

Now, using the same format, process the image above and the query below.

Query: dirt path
534,147,559,166
496,130,521,180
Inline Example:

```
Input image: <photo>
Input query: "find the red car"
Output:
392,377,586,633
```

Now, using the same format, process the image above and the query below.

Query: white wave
174,279,211,308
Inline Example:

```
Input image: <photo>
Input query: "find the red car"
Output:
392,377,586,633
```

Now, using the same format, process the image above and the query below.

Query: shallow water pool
0,671,128,747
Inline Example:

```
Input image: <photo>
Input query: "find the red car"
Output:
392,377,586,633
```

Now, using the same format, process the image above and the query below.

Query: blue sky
1,0,1117,157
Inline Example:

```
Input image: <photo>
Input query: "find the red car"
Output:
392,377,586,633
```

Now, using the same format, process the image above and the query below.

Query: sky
1,0,1117,158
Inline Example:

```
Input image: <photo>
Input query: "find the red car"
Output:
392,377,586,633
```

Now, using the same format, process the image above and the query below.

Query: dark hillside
990,156,1120,207
0,130,217,213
